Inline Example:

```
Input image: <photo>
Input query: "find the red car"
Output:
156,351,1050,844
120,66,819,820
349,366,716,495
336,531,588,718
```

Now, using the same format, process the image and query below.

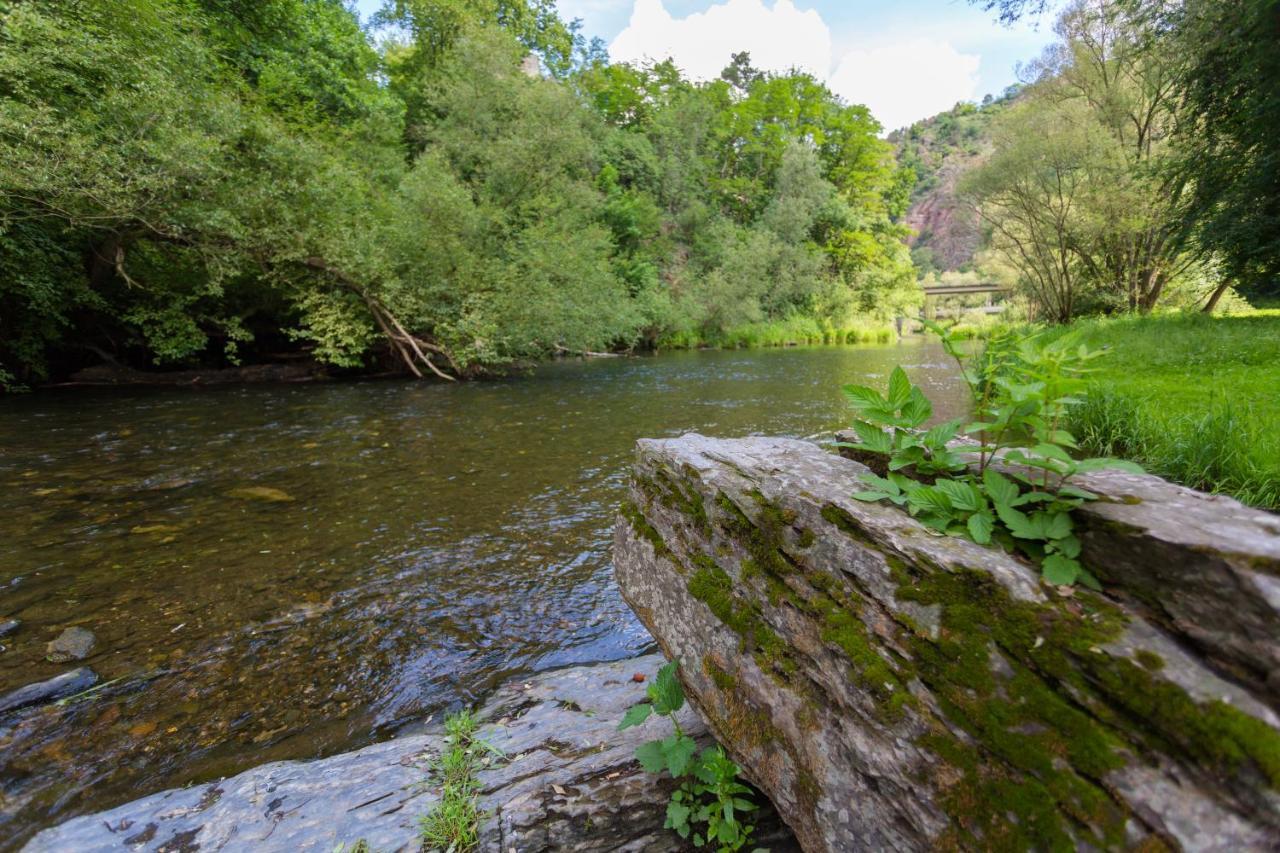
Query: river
0,341,967,846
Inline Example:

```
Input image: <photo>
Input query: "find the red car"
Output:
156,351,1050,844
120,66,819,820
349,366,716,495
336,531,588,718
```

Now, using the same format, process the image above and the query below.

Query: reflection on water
0,340,966,845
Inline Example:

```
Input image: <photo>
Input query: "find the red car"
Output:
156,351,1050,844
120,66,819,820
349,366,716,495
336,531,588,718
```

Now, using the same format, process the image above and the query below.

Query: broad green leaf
635,739,667,773
852,490,896,503
649,661,685,714
995,502,1038,539
936,478,982,511
982,469,1020,506
1042,554,1081,586
900,386,933,426
967,511,995,544
1056,534,1082,559
841,384,884,411
1042,510,1073,540
906,486,952,515
663,733,698,776
922,419,961,449
1030,443,1073,463
887,366,912,409
850,420,893,454
665,800,692,834
618,703,652,730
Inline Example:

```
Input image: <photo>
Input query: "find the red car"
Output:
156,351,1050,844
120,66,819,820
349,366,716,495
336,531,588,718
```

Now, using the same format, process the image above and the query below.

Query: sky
354,0,1059,132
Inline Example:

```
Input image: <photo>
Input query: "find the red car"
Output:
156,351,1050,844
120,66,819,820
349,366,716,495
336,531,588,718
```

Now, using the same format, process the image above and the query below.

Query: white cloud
828,39,981,132
608,0,981,132
611,0,831,82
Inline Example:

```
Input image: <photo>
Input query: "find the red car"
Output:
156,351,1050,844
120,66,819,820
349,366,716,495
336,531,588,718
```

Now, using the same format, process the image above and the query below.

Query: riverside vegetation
842,322,1141,588
619,662,760,852
0,0,916,388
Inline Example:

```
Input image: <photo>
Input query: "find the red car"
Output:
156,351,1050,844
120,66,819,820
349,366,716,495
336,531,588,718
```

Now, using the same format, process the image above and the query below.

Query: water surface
0,341,966,845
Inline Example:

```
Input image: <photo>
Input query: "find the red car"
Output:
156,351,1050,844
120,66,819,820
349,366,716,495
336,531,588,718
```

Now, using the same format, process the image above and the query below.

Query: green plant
419,709,500,852
619,662,760,851
842,322,1141,587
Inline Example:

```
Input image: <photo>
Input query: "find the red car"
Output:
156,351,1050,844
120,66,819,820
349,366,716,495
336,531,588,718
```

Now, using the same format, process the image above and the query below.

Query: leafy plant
844,323,1141,587
619,662,761,852
420,709,501,852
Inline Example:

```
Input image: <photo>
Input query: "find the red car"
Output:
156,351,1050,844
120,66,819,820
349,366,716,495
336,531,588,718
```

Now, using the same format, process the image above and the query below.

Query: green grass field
1059,311,1280,509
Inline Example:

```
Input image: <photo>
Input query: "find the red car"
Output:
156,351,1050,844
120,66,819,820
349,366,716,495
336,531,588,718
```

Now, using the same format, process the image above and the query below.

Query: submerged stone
46,626,96,662
0,668,98,713
227,485,295,502
0,619,19,638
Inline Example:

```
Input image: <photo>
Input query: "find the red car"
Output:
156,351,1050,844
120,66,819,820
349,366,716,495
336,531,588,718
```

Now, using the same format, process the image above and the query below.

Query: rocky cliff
614,434,1280,851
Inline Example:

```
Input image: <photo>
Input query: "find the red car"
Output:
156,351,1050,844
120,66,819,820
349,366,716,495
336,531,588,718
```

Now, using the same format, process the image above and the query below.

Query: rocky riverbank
24,655,795,852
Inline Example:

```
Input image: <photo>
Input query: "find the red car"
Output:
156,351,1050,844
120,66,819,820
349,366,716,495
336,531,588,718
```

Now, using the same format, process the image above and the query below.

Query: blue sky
353,0,1059,131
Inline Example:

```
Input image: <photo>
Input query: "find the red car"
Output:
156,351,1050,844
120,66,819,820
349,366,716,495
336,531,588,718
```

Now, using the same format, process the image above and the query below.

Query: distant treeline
0,0,918,387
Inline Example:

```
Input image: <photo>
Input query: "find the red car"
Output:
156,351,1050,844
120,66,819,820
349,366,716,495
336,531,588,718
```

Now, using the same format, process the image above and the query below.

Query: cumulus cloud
828,39,981,132
610,0,831,82
608,0,981,132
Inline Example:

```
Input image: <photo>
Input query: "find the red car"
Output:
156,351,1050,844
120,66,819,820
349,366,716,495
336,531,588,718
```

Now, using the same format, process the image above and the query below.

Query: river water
0,341,966,845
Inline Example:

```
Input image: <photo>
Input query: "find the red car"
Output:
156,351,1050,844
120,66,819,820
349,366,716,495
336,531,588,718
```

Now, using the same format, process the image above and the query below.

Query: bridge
921,282,1011,297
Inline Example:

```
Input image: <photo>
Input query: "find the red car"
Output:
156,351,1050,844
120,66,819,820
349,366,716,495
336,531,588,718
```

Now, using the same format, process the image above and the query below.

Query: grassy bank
658,315,896,349
1055,311,1280,509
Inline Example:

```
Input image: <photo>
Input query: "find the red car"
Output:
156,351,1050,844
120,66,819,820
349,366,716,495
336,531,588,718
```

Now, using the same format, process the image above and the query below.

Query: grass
658,314,896,349
1052,311,1280,509
419,709,488,852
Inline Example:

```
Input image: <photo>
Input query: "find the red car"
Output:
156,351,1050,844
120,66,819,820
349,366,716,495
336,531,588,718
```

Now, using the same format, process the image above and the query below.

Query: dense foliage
0,0,916,387
935,0,1280,322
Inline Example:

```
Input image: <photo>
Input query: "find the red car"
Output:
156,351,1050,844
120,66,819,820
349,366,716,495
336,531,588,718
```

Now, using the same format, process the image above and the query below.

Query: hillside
892,88,1020,275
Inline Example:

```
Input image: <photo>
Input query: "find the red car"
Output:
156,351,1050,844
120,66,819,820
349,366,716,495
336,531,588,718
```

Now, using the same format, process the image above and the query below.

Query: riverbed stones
615,434,1280,852
0,619,19,638
45,626,96,662
23,655,796,852
0,668,98,714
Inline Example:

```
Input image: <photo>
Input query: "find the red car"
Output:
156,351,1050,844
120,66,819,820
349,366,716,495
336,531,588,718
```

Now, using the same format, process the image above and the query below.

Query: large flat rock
25,655,796,852
616,434,1280,852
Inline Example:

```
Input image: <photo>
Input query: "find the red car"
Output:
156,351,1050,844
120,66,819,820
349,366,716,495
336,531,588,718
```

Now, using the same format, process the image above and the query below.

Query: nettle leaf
1042,510,1073,540
887,366,912,409
1056,534,1082,559
936,478,983,512
1042,554,1081,586
635,739,668,774
618,703,652,730
995,502,1038,539
648,661,685,715
1030,442,1073,463
850,421,892,454
842,384,885,411
888,445,926,471
901,387,933,426
907,485,952,515
922,418,961,449
982,469,1020,506
665,799,692,834
967,511,995,544
663,734,698,777
858,472,901,494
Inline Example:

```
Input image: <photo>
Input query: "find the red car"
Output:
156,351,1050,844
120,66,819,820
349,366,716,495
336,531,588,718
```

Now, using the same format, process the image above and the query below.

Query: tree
1168,0,1280,303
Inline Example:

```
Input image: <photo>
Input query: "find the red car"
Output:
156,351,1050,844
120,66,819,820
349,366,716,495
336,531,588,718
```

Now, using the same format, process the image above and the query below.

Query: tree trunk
1202,280,1232,313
